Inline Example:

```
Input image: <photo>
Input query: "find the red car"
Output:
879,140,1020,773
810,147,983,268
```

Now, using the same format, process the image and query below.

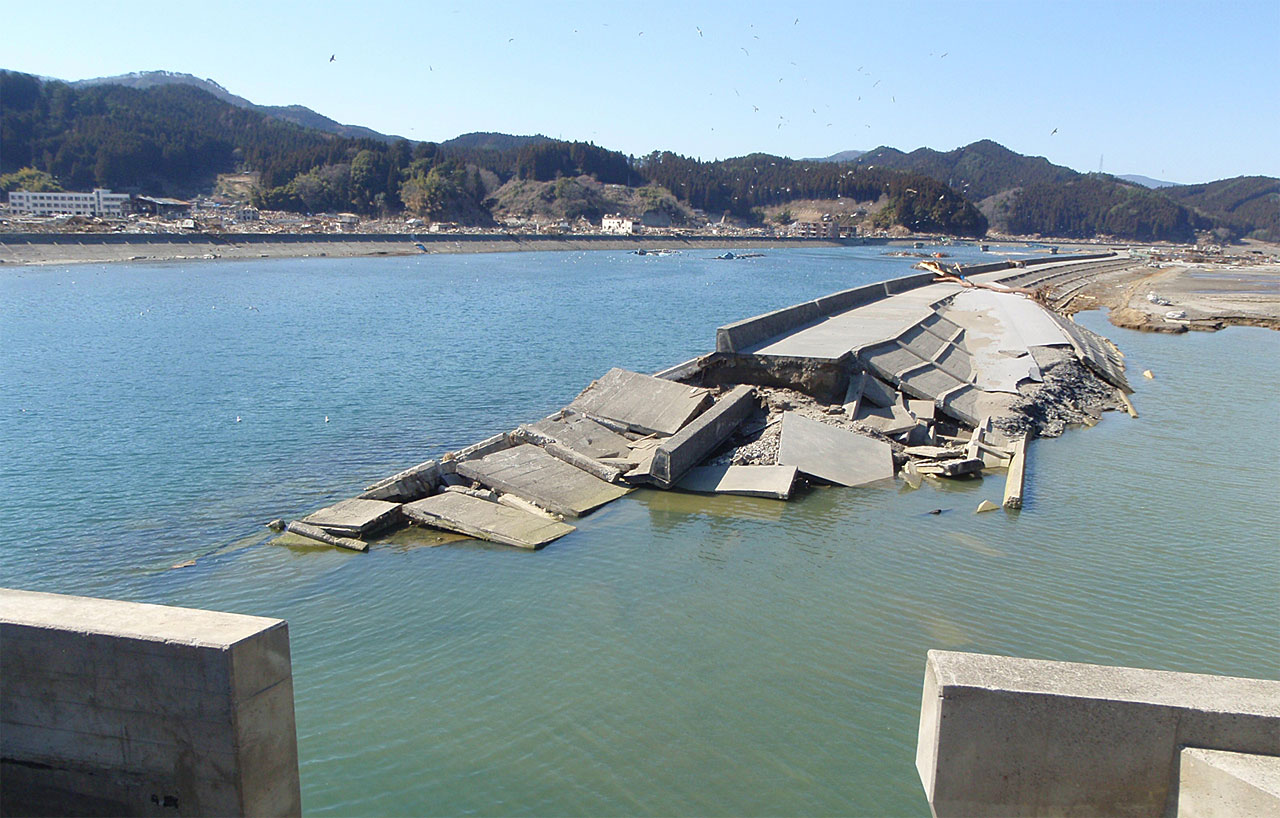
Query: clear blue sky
6,0,1277,183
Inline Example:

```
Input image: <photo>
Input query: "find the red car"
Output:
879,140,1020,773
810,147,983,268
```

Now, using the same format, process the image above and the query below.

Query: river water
2,247,1276,816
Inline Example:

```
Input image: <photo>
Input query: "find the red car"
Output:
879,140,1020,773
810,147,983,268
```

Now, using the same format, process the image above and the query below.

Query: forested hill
1160,177,1280,242
2,68,1273,242
71,70,405,143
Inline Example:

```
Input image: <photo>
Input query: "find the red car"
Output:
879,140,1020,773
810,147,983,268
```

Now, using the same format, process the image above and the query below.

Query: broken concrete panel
856,403,918,436
524,413,633,459
650,385,756,488
1002,433,1029,509
621,437,665,485
454,432,514,463
908,400,937,421
1048,311,1133,393
843,371,867,418
902,460,923,489
359,460,440,503
863,341,925,381
301,498,401,537
777,412,894,487
570,368,713,435
917,459,984,478
456,444,631,518
897,365,968,403
860,373,901,408
283,521,368,552
677,464,798,499
542,441,627,484
402,492,575,549
975,499,1000,513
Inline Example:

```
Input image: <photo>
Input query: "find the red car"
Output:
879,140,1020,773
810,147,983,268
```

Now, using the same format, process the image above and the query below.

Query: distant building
131,196,192,219
7,189,129,217
790,220,840,239
601,214,639,235
236,206,260,222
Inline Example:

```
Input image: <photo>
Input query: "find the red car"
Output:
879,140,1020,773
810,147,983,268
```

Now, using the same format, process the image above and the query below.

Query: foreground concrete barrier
0,588,301,817
916,650,1280,817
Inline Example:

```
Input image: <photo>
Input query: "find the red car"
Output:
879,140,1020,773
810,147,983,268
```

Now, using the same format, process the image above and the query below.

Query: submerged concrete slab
917,650,1280,818
456,444,631,518
677,464,798,499
777,412,894,487
0,588,300,817
650,385,756,488
301,498,401,537
1178,748,1280,818
402,492,575,549
570,368,712,435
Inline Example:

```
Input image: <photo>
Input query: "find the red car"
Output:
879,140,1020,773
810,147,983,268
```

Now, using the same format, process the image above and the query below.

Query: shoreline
0,231,1109,267
0,233,857,267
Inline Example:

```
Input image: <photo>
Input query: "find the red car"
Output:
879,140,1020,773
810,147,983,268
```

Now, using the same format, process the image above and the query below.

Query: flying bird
741,47,750,56
752,105,759,112
696,26,702,37
794,17,800,24
329,54,335,62
1051,127,1058,135
940,52,948,58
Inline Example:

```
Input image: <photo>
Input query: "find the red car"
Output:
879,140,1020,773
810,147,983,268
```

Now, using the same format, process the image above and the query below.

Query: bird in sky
741,47,750,56
794,17,800,24
940,52,948,58
1051,128,1058,135
696,26,702,37
329,54,335,62
752,105,759,112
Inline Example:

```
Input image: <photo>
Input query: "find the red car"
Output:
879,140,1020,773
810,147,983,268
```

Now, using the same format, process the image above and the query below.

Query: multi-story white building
601,214,639,235
7,189,130,217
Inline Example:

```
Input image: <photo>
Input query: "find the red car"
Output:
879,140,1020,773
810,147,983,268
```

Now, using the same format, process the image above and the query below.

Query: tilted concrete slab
402,492,575,549
301,498,401,537
0,588,300,817
456,444,631,518
650,385,757,488
677,464,798,499
1178,748,1280,818
777,412,895,487
856,403,918,436
526,413,633,459
1048,311,1133,393
359,459,440,502
570,367,713,435
917,650,1280,818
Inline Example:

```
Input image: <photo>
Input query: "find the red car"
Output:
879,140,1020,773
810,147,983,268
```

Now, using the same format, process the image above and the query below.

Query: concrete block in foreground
677,464,798,499
570,367,712,435
1178,747,1280,818
777,412,894,487
916,650,1280,818
650,385,756,488
0,588,300,817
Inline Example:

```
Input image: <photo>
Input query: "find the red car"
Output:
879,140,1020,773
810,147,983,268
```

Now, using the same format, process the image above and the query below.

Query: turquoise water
2,247,1277,816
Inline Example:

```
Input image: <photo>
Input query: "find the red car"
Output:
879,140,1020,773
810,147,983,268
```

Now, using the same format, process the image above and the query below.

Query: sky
5,0,1278,183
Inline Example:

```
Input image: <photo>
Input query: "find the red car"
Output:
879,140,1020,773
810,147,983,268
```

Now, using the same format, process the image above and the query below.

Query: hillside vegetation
2,69,1274,242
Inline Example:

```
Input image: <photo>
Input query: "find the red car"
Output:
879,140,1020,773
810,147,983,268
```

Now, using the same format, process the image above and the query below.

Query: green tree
0,167,62,193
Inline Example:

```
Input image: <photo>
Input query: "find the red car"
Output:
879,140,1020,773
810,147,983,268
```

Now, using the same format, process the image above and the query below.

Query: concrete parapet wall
0,589,300,818
916,650,1280,818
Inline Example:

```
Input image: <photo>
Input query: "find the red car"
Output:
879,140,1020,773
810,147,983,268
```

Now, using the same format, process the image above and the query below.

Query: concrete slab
1049,311,1133,393
402,492,575,549
1178,748,1280,818
570,368,712,435
916,650,1280,818
456,444,632,517
651,385,756,488
908,400,936,421
856,403,918,436
621,437,665,485
359,459,440,503
860,372,901,408
677,464,798,499
301,498,401,537
525,413,634,459
777,412,894,487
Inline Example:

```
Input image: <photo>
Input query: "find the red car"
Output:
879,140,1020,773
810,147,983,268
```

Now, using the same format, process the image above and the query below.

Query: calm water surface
2,247,1277,816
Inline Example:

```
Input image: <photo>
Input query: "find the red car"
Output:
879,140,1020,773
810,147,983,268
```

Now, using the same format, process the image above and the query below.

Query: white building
601,214,639,235
7,189,130,217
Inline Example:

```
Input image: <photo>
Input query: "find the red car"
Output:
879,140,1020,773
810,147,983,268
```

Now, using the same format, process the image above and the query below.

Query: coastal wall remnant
715,253,1117,354
915,650,1280,817
0,588,301,818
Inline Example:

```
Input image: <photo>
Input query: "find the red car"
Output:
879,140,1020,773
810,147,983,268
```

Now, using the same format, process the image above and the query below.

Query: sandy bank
1047,260,1280,332
0,233,853,267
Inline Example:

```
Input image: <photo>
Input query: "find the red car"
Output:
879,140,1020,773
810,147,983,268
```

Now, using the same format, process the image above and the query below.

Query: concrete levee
916,650,1280,818
0,588,301,818
713,255,1115,354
